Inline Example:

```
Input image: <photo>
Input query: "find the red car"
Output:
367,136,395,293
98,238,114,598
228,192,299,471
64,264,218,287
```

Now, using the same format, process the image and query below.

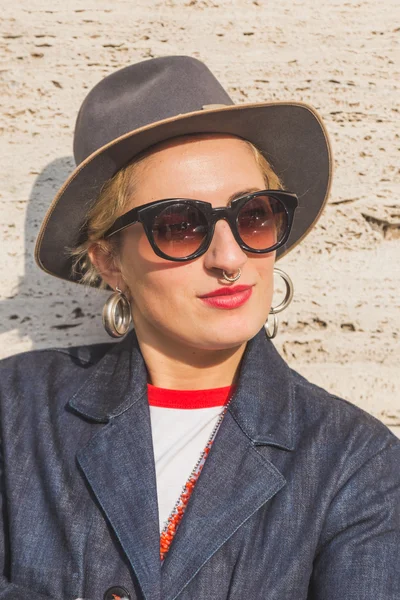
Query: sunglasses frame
104,189,299,262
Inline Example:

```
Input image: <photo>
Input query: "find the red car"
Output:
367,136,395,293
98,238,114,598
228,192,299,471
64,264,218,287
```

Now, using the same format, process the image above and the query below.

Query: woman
1,56,399,600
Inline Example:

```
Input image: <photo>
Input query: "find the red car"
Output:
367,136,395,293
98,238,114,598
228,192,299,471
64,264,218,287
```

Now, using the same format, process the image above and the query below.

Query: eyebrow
227,188,263,205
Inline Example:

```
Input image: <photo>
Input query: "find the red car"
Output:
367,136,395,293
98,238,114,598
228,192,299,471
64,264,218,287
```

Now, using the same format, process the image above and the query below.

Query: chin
191,318,264,351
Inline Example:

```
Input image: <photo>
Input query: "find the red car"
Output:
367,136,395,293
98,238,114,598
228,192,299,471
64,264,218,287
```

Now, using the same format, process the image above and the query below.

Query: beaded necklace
159,399,231,561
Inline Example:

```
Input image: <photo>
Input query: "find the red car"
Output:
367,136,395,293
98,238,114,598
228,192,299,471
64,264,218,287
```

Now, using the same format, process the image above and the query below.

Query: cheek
131,267,198,335
119,229,197,311
253,254,275,284
252,256,275,307
119,226,169,287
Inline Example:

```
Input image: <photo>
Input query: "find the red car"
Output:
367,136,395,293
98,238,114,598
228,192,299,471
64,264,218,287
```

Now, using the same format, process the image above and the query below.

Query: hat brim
35,102,333,285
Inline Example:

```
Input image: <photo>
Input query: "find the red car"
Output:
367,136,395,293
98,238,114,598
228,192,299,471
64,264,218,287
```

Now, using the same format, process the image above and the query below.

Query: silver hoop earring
222,268,241,282
265,268,294,339
102,287,132,338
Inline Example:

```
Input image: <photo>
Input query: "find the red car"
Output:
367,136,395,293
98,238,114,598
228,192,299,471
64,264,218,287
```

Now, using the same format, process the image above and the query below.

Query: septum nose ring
222,268,241,283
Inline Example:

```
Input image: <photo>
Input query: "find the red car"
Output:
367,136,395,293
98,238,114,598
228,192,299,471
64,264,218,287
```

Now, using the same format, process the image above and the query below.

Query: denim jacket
0,328,399,600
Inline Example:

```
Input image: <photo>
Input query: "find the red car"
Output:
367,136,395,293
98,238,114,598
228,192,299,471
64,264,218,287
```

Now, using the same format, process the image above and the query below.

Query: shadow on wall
1,157,111,355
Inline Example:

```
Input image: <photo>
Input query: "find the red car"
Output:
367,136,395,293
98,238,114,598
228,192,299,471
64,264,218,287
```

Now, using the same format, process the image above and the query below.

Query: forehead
128,133,265,205
139,133,254,165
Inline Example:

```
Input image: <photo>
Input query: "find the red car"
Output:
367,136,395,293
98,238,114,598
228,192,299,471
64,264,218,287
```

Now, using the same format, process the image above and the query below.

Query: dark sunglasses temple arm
105,207,139,238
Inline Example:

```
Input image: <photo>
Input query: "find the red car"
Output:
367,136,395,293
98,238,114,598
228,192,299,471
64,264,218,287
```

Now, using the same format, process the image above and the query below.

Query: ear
88,241,121,290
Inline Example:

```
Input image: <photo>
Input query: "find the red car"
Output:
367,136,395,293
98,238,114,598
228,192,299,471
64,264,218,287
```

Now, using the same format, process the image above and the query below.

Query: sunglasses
104,189,298,262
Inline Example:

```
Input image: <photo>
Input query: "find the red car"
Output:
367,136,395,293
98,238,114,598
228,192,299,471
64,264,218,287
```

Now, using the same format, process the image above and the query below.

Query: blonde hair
70,138,284,288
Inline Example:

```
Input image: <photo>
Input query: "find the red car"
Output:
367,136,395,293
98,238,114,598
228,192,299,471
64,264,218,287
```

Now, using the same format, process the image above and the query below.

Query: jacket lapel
161,331,296,600
160,411,287,600
68,333,162,600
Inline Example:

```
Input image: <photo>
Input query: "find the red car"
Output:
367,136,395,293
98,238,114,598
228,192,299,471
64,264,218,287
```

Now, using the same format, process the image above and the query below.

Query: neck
135,327,247,391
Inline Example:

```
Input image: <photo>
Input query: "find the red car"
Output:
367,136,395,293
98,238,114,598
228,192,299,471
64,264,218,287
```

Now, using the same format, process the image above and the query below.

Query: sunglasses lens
152,203,208,258
237,195,287,250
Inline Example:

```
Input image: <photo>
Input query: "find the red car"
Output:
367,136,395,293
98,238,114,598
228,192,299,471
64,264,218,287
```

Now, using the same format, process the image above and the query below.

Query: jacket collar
228,327,295,450
68,327,295,451
68,331,148,422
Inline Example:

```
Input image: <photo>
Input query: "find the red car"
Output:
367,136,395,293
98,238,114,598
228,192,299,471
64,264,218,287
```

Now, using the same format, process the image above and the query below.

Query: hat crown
73,56,233,165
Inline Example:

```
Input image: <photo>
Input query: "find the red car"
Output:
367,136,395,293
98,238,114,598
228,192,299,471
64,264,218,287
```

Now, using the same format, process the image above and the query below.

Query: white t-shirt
147,384,234,532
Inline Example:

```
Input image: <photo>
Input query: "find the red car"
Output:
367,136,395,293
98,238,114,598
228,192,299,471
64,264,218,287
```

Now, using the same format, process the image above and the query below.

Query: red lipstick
198,285,253,309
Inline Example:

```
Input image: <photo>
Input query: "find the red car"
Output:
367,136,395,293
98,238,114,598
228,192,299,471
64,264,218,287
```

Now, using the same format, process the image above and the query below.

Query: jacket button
104,586,131,600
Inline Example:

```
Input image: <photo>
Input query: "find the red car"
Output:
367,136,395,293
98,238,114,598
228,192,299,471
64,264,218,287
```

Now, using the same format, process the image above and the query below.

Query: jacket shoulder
0,341,116,371
289,366,398,452
0,341,117,401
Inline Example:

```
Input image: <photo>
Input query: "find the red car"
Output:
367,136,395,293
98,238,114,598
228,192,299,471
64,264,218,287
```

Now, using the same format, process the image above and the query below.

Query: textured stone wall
1,0,399,437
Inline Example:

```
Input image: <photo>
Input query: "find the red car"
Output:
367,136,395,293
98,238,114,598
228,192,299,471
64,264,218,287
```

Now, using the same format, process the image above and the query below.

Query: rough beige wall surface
0,0,399,438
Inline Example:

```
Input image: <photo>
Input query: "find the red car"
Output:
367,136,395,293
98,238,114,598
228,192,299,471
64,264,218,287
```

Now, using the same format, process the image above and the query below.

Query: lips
198,285,253,309
198,285,253,298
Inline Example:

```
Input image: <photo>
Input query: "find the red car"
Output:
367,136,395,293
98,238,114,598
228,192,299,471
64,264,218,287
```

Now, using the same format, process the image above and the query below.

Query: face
99,134,276,352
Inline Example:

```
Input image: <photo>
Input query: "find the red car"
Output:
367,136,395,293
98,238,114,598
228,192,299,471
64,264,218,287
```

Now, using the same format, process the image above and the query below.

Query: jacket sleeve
308,434,400,599
0,440,60,600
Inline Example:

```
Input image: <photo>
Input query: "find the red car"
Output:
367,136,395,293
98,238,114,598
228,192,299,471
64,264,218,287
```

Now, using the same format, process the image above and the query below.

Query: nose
202,218,248,276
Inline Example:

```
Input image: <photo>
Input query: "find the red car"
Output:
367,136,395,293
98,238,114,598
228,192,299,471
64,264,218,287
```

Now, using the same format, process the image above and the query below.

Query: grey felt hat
35,55,333,285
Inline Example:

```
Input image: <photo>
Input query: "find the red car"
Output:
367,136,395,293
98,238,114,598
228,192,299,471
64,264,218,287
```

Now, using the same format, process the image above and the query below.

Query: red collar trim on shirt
147,384,236,409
